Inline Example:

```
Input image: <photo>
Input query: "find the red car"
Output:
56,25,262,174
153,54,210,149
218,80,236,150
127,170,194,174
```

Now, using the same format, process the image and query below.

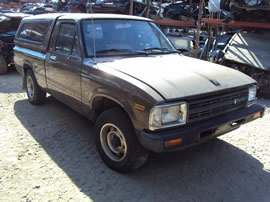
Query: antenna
91,15,96,59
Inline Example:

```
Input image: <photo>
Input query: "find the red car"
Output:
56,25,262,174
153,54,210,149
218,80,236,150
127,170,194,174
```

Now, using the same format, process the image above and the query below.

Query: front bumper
139,104,264,153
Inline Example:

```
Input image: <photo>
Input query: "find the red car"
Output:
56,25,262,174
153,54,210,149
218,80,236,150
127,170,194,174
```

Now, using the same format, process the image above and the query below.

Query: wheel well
22,64,32,89
23,64,32,74
92,97,129,120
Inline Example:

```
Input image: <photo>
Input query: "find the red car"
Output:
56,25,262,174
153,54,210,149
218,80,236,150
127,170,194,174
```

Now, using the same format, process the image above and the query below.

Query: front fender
90,91,136,126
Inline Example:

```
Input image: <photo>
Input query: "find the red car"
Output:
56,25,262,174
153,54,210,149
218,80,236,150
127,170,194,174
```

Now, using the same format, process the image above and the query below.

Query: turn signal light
253,112,261,119
165,138,182,148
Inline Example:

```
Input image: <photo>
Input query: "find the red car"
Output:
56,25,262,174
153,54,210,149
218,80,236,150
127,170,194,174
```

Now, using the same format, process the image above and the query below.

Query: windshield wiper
143,47,180,53
143,47,168,52
96,49,147,55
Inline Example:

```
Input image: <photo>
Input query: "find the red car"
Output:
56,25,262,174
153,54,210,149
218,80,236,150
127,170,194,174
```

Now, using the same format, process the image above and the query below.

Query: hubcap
26,76,34,99
100,123,127,162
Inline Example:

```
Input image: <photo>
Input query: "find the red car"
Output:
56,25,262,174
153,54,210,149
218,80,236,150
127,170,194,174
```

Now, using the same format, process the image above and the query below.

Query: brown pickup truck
14,13,265,172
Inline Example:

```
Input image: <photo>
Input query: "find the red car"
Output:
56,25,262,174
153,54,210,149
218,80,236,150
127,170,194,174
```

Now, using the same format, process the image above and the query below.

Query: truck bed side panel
14,46,47,89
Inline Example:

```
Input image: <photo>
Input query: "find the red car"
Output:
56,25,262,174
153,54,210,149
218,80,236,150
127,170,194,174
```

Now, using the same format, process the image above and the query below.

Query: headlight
248,85,257,106
149,102,187,131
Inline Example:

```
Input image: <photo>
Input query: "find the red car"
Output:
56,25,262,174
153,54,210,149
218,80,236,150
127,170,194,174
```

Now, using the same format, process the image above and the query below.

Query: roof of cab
22,13,153,22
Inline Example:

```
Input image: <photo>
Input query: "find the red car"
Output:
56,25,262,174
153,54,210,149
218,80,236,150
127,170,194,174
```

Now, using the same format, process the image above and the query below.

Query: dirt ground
0,71,270,202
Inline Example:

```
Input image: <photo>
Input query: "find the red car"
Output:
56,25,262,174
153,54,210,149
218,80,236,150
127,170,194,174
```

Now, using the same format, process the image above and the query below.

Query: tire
95,108,149,172
220,0,231,11
25,69,46,105
0,55,8,75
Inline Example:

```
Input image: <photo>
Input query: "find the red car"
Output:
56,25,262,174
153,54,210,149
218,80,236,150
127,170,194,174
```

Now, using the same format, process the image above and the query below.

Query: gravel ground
0,71,269,202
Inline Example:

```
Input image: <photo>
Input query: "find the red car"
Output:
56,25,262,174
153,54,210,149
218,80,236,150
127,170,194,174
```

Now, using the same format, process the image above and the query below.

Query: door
45,21,82,112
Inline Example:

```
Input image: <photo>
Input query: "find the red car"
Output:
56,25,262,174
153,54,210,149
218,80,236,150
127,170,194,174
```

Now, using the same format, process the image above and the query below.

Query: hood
97,54,255,101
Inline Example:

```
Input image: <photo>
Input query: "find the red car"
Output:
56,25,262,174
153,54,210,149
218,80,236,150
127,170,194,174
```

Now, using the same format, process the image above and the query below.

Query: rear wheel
25,69,46,104
95,108,149,172
0,55,8,75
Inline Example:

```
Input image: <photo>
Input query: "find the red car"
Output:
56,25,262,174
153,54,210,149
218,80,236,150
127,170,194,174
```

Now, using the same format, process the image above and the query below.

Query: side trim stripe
14,46,46,60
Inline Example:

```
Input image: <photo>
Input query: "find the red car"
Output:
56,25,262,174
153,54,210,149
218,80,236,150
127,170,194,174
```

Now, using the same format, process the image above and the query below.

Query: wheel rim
26,76,34,99
100,123,127,162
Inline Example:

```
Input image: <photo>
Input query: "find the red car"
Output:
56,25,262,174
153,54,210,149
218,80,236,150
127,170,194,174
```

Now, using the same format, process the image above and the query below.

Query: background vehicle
163,0,207,20
220,0,270,21
19,3,55,15
0,13,28,74
0,8,15,13
222,32,270,96
86,0,158,15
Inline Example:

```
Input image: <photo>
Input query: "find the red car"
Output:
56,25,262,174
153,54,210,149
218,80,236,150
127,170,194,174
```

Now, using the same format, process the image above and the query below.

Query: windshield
82,19,176,57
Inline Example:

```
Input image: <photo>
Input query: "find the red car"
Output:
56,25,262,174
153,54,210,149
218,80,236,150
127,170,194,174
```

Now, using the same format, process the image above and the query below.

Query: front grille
188,88,248,123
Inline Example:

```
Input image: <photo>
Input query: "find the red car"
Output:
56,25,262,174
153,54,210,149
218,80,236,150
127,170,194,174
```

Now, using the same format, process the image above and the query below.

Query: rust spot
134,104,145,111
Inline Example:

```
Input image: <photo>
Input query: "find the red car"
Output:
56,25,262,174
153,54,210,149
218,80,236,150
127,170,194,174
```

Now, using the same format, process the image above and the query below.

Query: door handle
49,55,57,61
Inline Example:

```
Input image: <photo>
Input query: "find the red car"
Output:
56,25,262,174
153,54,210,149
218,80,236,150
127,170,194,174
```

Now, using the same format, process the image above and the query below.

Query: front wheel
95,108,149,172
25,69,46,105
